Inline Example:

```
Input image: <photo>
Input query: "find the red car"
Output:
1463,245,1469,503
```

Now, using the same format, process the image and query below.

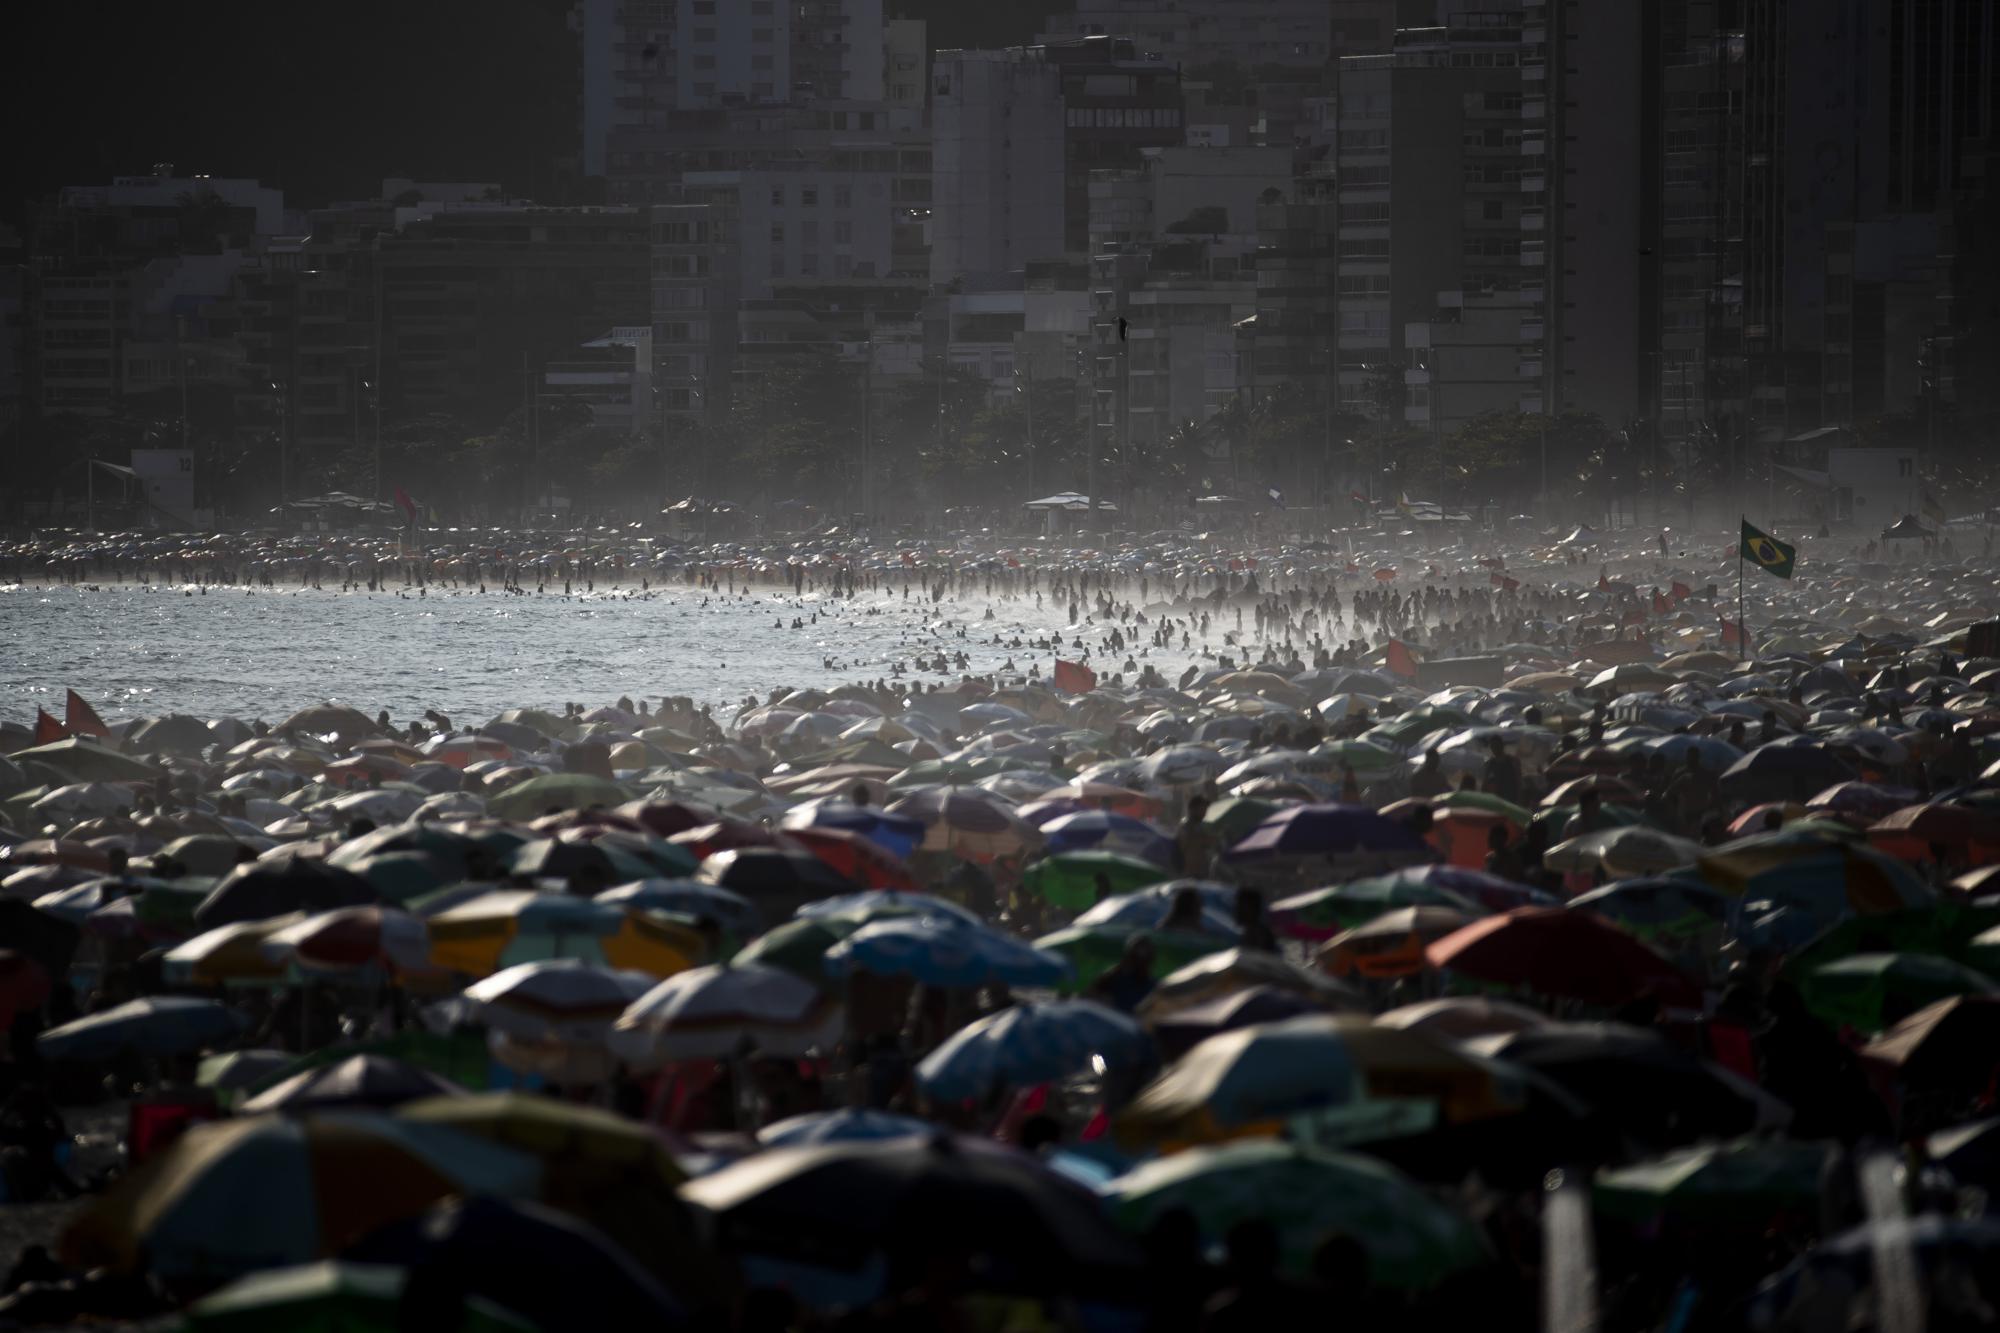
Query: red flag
1006,556,1020,568
1344,561,1359,573
34,709,68,745
1490,573,1507,587
1502,576,1520,591
1597,572,1610,592
1374,567,1397,582
394,485,420,523
1720,618,1745,648
901,551,916,566
1652,590,1672,615
1228,559,1243,572
65,689,110,739
1480,557,1506,570
1385,640,1418,680
1053,659,1096,694
1622,609,1647,626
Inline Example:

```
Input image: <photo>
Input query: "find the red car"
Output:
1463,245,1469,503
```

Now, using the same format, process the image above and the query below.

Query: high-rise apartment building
1332,12,1552,430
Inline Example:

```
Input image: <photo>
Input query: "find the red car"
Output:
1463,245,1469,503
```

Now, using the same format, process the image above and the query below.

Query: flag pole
1737,516,1746,662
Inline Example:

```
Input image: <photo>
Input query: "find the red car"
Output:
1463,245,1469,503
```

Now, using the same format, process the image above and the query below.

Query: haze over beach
3,2,1999,1331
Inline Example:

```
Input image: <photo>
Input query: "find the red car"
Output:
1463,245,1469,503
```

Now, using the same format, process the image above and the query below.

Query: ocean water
0,581,1178,726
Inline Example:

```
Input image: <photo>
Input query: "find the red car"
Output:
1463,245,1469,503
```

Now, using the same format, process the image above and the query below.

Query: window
801,220,818,244
693,53,715,69
771,187,785,206
751,0,771,11
801,187,817,207
801,253,818,276
694,26,715,41
834,184,852,208
751,53,773,69
1483,200,1503,220
769,223,784,243
751,27,773,42
833,220,852,243
692,0,713,11
834,254,853,277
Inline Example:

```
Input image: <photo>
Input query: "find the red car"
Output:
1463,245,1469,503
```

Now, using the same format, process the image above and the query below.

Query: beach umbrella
9,738,158,784
697,846,856,902
1039,810,1174,865
193,859,377,929
462,959,655,1044
1104,1142,1489,1288
1138,947,1360,1019
915,1000,1150,1103
777,800,924,859
0,898,82,974
1467,1023,1787,1149
1039,782,1163,819
1697,836,1935,916
1197,796,1278,845
180,1260,534,1333
668,818,787,861
1592,1139,1832,1223
427,890,702,978
757,1109,933,1148
485,773,630,821
163,915,302,987
681,1136,1141,1303
884,788,1042,861
1718,744,1854,802
1567,877,1728,946
597,879,758,937
397,1090,726,1313
1318,905,1476,981
732,917,858,986
1929,1118,2000,1191
1136,745,1233,788
1269,876,1481,940
1071,880,1240,934
1868,802,2000,863
60,1113,540,1281
1118,1015,1521,1149
1374,996,1550,1041
608,962,842,1067
343,1196,689,1331
38,995,245,1062
1021,849,1167,912
823,916,1071,989
1146,985,1335,1059
1543,825,1705,878
1427,907,1700,1008
1860,996,2000,1103
260,905,431,974
241,1054,466,1113
1744,1216,2000,1331
1223,803,1432,875
781,826,918,892
1032,924,1232,994
0,950,52,1028
1798,952,1999,1034
795,890,984,928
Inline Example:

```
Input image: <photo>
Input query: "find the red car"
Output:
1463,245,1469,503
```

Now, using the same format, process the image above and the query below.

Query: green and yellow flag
1740,519,1795,579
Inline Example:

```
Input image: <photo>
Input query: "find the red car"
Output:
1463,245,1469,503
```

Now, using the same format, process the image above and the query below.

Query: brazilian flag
1741,519,1796,579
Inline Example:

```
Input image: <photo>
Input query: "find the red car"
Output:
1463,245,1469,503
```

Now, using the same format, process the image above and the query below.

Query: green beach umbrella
184,1261,533,1332
1593,1139,1831,1223
1033,924,1230,993
1022,850,1166,912
1199,797,1278,845
484,774,630,821
1800,952,2000,1034
1105,1140,1489,1288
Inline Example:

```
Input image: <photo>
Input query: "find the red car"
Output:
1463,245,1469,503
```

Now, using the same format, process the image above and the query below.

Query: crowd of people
0,518,1997,1331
